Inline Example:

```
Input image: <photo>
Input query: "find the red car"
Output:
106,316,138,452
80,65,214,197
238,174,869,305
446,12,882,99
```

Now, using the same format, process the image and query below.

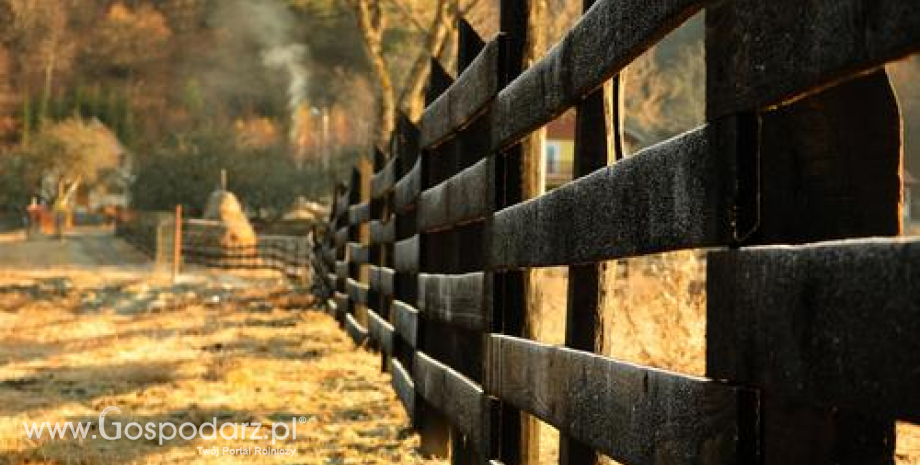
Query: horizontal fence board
334,227,348,247
419,158,492,232
486,335,756,464
391,359,416,419
346,278,370,305
347,242,370,265
369,266,395,297
392,300,419,348
335,261,348,281
367,309,395,355
349,202,371,226
707,0,920,119
421,38,502,148
394,159,422,211
345,313,368,345
490,124,735,268
372,158,397,197
708,237,920,421
370,220,396,245
394,236,420,273
417,272,490,332
491,0,704,151
333,292,348,313
414,351,490,452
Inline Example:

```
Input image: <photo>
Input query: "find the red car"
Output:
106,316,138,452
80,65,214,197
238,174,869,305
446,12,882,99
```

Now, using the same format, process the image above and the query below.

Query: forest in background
0,0,917,219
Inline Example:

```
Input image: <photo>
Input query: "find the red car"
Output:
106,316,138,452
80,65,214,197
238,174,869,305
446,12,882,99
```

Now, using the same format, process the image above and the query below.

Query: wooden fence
116,213,312,281
313,1,920,464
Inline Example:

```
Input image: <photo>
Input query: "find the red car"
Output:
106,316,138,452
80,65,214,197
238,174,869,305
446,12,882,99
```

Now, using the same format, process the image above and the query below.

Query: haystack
201,189,257,248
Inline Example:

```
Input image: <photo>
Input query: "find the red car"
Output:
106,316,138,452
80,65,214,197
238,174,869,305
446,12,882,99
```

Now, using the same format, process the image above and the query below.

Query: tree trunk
351,0,395,149
520,1,548,463
398,0,453,122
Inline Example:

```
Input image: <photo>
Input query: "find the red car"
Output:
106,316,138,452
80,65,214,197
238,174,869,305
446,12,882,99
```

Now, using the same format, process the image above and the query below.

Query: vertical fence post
173,204,182,283
415,57,455,459
487,2,535,464
705,3,903,464
558,4,622,462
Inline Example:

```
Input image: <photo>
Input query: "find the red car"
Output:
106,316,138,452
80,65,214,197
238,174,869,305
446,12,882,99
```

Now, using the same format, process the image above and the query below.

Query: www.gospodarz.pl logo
23,406,304,446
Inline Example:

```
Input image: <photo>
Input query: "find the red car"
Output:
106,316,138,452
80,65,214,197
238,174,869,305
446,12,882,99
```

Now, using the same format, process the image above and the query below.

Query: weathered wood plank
394,158,422,211
414,351,490,453
708,237,920,421
346,278,370,305
345,313,368,345
486,335,758,464
391,359,416,419
372,158,397,197
394,235,420,273
334,291,348,312
367,309,395,355
419,158,492,232
349,202,371,226
707,0,920,119
489,123,737,268
334,227,348,248
491,0,704,151
370,220,395,245
369,265,395,297
392,300,419,348
347,242,370,265
417,272,490,332
420,38,501,149
335,261,348,281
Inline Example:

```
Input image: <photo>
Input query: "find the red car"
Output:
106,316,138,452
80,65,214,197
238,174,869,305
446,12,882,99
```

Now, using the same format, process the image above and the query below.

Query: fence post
481,2,538,464
705,3,903,464
173,205,182,283
415,58,455,459
558,4,623,464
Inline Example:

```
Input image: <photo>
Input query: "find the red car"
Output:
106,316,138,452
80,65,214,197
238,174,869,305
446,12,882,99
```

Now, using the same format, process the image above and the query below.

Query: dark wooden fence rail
310,1,920,464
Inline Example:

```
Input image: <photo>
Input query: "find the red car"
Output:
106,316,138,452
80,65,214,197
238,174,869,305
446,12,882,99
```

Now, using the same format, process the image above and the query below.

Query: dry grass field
0,271,443,465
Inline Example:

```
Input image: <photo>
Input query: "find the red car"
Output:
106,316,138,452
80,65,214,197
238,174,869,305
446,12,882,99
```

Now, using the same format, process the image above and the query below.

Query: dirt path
0,233,441,464
0,227,149,273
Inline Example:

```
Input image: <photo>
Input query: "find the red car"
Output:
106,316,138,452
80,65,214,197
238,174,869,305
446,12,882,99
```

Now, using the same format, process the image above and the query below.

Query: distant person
26,198,41,239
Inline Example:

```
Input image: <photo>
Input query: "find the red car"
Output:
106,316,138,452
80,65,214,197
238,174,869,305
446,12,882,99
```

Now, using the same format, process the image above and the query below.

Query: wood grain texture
419,158,492,232
391,359,417,420
392,300,419,348
491,0,704,151
707,237,920,421
370,220,395,245
372,158,397,197
369,265,395,298
707,0,920,119
345,313,368,345
347,242,370,265
489,123,737,268
417,272,490,332
349,202,371,226
394,235,420,273
346,278,370,305
485,335,758,465
367,309,395,355
421,38,502,149
414,351,491,453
